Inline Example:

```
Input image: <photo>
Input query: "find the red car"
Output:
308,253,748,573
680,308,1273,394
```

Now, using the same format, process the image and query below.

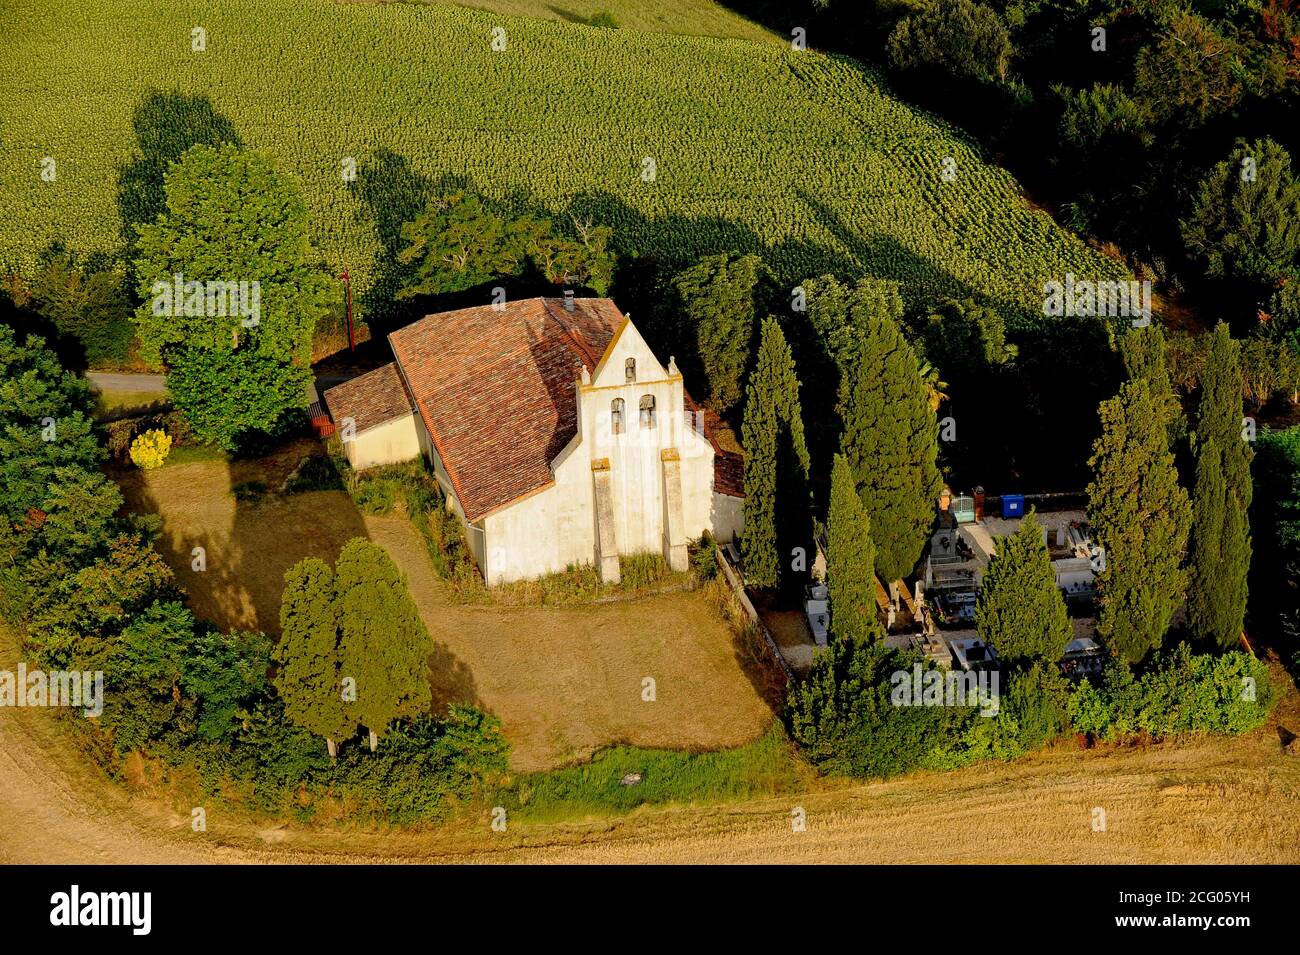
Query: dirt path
4,681,1299,864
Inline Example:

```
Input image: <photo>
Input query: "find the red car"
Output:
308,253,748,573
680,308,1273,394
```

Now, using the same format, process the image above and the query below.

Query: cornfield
0,0,1129,331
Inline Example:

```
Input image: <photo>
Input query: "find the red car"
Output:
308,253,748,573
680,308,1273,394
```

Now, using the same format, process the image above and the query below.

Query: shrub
128,428,171,469
501,724,799,823
1066,644,1274,741
786,639,962,778
103,410,194,461
689,531,718,581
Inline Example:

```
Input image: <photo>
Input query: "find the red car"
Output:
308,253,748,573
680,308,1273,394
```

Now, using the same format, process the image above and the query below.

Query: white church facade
324,296,743,585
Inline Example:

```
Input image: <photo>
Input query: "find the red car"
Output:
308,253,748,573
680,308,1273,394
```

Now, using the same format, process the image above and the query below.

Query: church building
323,296,743,585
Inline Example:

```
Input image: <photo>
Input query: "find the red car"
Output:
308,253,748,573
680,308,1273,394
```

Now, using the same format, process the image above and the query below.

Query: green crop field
426,0,780,43
0,0,1127,331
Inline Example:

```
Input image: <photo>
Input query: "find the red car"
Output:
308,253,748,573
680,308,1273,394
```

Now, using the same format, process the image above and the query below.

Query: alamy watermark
0,664,103,717
1043,273,1151,326
890,664,1000,717
151,272,261,327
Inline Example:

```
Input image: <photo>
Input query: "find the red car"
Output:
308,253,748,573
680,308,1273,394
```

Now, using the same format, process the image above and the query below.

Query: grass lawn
93,388,170,417
115,452,777,771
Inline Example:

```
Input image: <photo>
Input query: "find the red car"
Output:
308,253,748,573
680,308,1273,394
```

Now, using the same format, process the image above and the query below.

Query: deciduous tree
133,143,332,446
276,557,352,757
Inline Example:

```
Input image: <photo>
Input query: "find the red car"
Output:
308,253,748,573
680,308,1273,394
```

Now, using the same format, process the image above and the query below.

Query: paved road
85,371,168,393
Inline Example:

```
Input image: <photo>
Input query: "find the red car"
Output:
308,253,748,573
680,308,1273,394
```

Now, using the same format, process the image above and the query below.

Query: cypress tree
827,453,880,642
742,317,812,591
275,557,352,757
838,308,941,582
1120,323,1183,449
334,538,431,751
976,510,1072,666
1187,323,1253,648
1197,324,1253,498
1087,380,1192,663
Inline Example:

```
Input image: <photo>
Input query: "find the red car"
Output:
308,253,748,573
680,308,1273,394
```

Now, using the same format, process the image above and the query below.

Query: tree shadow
349,158,1117,496
116,90,242,249
427,641,480,713
543,4,588,25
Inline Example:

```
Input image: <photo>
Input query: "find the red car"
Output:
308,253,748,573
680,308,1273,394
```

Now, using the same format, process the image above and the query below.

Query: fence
715,547,794,686
308,400,336,438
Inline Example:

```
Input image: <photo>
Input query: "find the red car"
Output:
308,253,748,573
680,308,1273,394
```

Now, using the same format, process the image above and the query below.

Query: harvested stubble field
3,647,1298,863
115,453,774,770
8,447,1300,861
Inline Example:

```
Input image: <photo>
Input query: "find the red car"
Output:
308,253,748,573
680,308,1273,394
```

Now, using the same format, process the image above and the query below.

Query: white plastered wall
343,413,421,471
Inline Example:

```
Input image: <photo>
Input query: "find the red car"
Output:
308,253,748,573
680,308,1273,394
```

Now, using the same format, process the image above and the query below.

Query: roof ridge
539,297,602,369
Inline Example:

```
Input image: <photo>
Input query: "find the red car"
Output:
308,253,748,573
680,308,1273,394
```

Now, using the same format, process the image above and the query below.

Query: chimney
563,289,575,311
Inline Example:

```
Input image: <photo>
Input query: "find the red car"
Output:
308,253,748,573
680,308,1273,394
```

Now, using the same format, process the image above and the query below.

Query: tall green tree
1187,324,1253,648
838,307,941,582
1087,380,1193,663
396,192,613,297
976,511,1072,667
133,143,332,446
673,253,768,414
794,274,905,498
1133,14,1244,127
887,0,1012,85
1196,324,1254,500
826,453,880,642
23,247,136,366
166,347,312,451
0,327,101,523
1181,138,1300,287
1120,323,1184,449
334,538,431,751
742,317,812,591
276,557,352,757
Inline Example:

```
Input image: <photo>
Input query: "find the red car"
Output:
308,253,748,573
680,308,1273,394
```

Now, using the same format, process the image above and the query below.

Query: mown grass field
115,451,775,770
1,0,1127,331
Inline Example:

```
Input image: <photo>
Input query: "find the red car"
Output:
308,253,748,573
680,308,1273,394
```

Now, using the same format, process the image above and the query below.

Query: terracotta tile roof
322,362,412,435
389,297,625,522
687,398,744,498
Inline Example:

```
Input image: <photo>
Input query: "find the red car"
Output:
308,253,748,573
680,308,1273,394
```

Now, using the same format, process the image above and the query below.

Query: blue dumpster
1002,494,1025,518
